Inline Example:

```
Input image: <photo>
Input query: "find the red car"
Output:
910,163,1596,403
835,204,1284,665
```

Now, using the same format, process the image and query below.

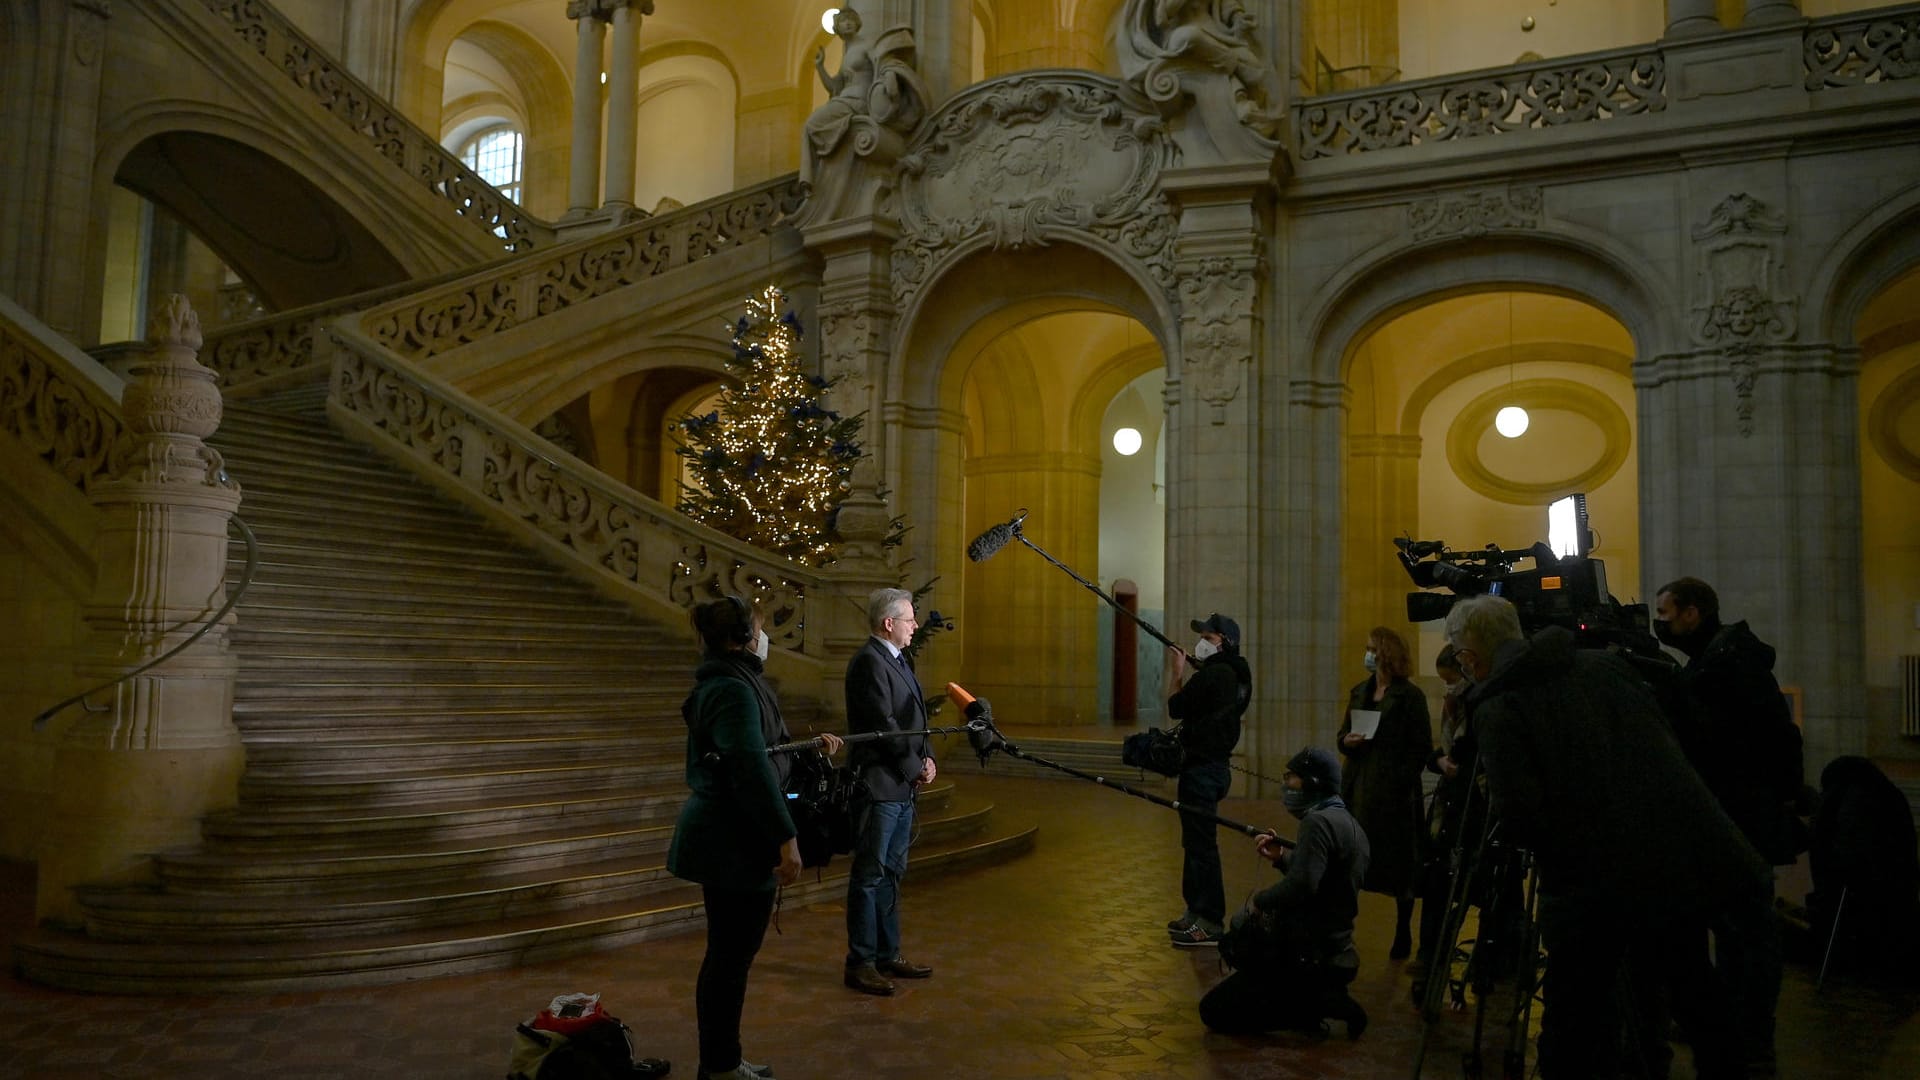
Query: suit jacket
845,636,932,802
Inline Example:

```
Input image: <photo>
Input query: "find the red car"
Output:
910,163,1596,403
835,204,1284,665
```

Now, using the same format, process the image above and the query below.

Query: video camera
1394,494,1659,657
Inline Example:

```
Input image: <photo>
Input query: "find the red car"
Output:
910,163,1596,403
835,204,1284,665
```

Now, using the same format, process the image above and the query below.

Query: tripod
1411,757,1544,1080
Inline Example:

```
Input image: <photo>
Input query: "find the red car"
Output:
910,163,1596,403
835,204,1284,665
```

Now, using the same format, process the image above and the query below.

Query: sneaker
1169,923,1222,948
1166,913,1196,933
699,1064,771,1080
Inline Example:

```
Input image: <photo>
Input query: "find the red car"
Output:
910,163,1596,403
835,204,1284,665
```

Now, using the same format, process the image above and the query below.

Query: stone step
228,624,670,655
232,538,584,582
17,822,1038,993
231,652,675,680
202,787,689,849
240,735,683,779
234,755,684,811
229,601,655,637
230,683,665,710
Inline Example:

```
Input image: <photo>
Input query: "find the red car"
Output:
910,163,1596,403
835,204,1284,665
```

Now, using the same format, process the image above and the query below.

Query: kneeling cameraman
1200,746,1371,1039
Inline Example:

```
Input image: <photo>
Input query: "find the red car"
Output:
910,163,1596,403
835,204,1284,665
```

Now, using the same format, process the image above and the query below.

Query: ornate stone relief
1115,0,1284,162
1177,257,1256,423
112,296,235,490
1806,14,1920,90
0,320,123,495
1689,193,1796,437
891,73,1178,313
818,303,873,390
1409,186,1544,239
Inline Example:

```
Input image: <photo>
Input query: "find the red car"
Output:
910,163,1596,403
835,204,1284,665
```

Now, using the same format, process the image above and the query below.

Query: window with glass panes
460,126,522,201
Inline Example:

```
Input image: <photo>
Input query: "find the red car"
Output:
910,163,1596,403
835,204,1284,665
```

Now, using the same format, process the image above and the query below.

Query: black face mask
1652,619,1679,647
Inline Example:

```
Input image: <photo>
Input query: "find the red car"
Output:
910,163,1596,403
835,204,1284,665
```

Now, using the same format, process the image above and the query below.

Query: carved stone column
38,296,245,923
1665,0,1723,37
1160,163,1274,674
1344,433,1422,650
1638,190,1865,776
565,0,609,216
600,0,652,211
0,0,111,340
1744,0,1802,26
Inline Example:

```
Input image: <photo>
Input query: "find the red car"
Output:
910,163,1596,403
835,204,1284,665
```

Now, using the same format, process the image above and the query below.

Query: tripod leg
1816,885,1848,991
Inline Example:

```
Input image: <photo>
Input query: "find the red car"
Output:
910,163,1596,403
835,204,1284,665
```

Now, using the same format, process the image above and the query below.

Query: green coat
666,658,797,892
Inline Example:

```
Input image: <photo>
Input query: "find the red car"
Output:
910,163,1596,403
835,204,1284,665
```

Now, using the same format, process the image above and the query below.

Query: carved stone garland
1409,186,1544,240
1689,193,1796,437
1177,257,1257,424
890,74,1180,314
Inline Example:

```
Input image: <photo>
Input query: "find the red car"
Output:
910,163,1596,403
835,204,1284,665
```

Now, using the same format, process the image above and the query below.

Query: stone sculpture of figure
802,7,928,185
1118,0,1283,140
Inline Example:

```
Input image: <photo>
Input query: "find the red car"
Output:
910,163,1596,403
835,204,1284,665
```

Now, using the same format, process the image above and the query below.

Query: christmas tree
674,284,863,567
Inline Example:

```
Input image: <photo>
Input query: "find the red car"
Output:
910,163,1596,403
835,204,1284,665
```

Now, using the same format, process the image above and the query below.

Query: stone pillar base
35,742,245,924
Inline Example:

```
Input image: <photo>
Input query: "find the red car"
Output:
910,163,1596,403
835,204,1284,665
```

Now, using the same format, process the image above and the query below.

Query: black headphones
727,595,754,645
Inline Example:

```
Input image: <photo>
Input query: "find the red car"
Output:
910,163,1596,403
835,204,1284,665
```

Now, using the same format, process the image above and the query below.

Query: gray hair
867,587,912,631
1444,595,1524,659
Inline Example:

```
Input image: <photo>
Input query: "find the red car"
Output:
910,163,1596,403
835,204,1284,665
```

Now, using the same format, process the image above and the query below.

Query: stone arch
91,106,429,313
450,19,574,219
1305,229,1673,384
1807,182,1920,346
1398,340,1632,435
1069,341,1164,453
899,239,1176,410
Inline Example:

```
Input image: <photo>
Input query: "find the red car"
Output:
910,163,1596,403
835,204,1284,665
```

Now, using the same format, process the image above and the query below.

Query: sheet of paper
1348,709,1382,740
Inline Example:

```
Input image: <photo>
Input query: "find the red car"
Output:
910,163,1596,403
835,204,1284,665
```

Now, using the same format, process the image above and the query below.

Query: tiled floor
3,772,1917,1079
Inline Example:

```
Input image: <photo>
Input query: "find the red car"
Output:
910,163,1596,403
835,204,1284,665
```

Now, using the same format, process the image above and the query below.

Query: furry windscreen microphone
965,509,1029,563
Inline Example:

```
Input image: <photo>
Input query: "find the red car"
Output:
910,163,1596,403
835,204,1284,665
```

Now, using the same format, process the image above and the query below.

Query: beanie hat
1286,745,1342,794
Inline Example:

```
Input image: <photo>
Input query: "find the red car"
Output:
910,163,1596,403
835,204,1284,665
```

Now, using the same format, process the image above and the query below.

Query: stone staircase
14,388,1035,993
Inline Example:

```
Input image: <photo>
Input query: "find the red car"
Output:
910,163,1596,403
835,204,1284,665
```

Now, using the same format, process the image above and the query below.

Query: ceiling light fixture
1496,292,1529,438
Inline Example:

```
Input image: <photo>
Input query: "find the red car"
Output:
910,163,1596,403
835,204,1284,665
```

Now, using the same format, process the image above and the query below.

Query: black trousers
696,884,776,1074
1199,956,1359,1035
1536,907,1737,1080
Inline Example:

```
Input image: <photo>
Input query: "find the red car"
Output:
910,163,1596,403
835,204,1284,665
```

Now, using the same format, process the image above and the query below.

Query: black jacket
1669,619,1805,864
1467,626,1766,924
845,636,932,802
1168,651,1249,764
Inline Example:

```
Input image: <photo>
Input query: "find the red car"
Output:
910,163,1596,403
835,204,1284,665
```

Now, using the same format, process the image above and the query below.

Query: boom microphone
965,509,1029,563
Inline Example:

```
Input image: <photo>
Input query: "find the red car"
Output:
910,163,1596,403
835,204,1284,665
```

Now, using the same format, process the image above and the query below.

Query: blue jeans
845,799,915,967
1179,761,1232,926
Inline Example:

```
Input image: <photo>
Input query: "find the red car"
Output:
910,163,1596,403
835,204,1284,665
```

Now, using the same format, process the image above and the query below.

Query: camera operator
1654,576,1801,1074
1200,746,1370,1039
1445,595,1770,1080
1164,613,1251,948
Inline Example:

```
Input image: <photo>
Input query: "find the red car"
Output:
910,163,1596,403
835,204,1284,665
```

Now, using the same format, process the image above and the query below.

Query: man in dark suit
842,587,937,996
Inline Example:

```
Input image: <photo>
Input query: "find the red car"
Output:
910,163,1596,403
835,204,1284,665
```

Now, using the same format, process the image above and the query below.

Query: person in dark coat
1446,595,1771,1080
1409,643,1482,994
1809,755,1920,983
668,596,841,1080
1337,625,1432,960
1164,612,1251,947
1655,576,1800,1071
1200,745,1370,1039
842,587,937,996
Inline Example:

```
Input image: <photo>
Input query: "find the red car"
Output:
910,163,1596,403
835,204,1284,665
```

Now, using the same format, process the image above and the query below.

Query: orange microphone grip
946,682,977,709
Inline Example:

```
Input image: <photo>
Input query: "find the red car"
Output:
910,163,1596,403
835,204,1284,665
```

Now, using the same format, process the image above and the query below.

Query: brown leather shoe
843,962,895,996
877,957,932,979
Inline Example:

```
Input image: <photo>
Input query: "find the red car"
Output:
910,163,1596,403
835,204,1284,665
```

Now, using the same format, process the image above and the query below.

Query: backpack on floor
507,994,669,1080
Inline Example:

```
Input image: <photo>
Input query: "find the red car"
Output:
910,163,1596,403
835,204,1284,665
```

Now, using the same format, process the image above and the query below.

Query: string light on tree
674,283,865,567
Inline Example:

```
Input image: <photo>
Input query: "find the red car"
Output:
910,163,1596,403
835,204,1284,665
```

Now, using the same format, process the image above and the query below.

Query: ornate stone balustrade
1806,9,1920,89
324,332,823,655
1294,47,1665,160
0,297,124,495
195,0,550,251
362,175,807,362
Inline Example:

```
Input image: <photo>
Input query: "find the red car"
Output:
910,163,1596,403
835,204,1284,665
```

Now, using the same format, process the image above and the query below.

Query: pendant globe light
1495,292,1529,438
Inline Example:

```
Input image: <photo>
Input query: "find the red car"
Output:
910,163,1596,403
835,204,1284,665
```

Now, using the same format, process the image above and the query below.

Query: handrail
188,0,552,251
361,174,808,363
323,324,828,658
1805,6,1920,90
1292,40,1666,160
32,514,259,731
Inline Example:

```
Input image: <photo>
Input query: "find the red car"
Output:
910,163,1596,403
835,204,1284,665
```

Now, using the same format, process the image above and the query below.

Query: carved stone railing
324,327,827,657
362,175,807,362
0,296,124,495
1294,46,1665,160
192,0,552,251
1806,9,1920,90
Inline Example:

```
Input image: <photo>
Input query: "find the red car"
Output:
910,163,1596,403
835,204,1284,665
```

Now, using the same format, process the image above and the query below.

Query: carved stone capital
1409,186,1543,240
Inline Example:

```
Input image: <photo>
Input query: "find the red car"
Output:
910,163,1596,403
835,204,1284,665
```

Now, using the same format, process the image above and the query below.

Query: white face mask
1192,638,1218,661
750,629,769,661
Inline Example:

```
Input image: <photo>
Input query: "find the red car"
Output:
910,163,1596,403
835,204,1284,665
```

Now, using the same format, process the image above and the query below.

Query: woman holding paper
1337,626,1433,960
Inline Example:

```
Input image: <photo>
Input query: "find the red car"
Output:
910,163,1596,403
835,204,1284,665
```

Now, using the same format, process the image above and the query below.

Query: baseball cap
1189,613,1240,647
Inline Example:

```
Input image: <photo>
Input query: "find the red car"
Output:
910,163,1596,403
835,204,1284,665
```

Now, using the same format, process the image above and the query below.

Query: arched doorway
1342,289,1642,678
1854,266,1920,756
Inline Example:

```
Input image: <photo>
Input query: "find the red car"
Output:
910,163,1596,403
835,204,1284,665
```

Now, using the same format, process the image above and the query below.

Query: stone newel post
38,295,246,923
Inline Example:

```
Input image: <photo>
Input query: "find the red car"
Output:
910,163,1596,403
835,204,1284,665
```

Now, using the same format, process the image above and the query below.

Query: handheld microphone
948,682,1004,763
965,509,1029,563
